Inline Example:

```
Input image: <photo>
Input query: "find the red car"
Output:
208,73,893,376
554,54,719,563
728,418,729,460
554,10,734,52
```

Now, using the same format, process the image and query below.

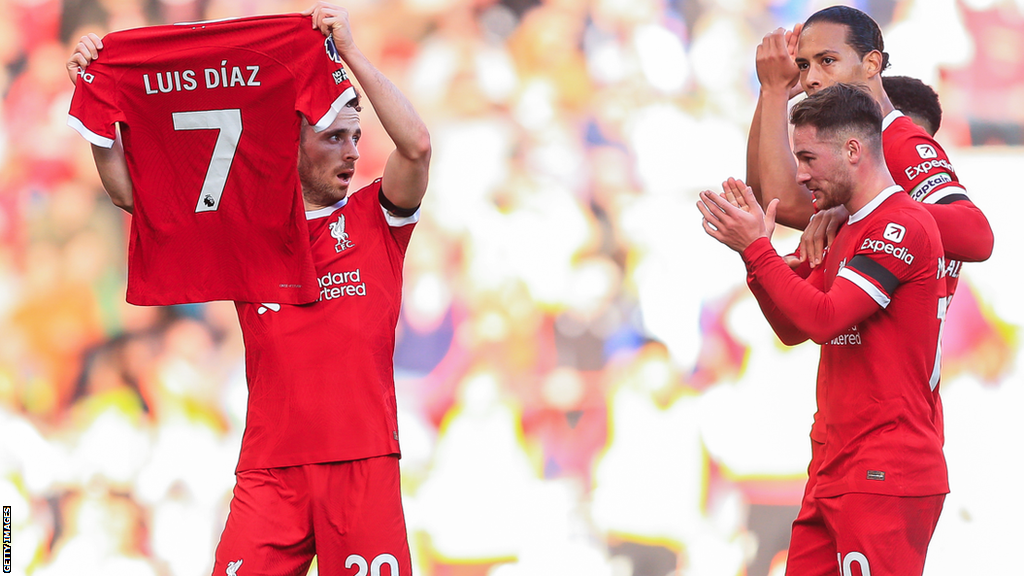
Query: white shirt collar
882,109,903,131
848,185,903,224
305,197,348,220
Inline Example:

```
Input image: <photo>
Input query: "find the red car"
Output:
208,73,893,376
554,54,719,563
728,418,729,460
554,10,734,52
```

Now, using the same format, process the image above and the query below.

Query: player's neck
303,192,348,212
845,167,897,215
871,78,896,117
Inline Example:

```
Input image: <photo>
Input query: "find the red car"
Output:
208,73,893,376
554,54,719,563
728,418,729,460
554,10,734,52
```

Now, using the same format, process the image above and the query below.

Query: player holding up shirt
746,5,992,280
67,13,357,305
67,2,431,574
699,83,949,576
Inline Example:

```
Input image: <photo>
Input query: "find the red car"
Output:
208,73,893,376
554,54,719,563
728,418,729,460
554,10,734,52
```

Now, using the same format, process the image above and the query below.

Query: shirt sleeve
291,21,357,132
66,37,122,148
889,129,961,203
841,212,937,291
376,179,419,251
746,273,809,345
884,126,994,262
745,249,816,345
741,238,883,345
919,199,994,262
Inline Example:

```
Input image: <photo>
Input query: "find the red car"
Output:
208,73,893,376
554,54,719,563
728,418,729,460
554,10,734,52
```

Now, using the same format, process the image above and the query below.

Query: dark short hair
346,88,362,112
790,83,883,152
804,5,890,71
882,75,942,136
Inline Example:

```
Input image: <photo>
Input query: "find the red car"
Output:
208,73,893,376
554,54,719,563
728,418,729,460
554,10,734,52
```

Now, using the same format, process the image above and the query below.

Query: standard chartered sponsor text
318,268,366,301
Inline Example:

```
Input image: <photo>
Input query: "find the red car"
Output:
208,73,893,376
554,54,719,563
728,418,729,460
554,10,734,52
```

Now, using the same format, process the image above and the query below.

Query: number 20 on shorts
346,553,399,576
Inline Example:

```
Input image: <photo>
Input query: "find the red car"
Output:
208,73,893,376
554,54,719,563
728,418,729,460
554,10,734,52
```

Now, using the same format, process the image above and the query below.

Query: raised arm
741,238,879,344
307,2,430,211
722,179,815,342
746,266,812,345
91,133,134,213
745,96,764,202
751,27,815,230
698,185,877,345
67,34,134,213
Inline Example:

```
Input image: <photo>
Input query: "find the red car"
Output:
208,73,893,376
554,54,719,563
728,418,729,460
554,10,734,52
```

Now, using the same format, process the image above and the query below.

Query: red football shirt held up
68,14,356,305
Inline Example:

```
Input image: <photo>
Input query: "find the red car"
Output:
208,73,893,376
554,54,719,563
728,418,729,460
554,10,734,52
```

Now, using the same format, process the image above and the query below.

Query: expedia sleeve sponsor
904,158,955,181
860,237,915,264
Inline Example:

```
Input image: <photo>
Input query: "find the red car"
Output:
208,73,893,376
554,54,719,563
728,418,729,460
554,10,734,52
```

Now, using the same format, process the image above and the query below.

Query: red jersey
744,187,949,497
883,111,964,205
883,110,984,294
233,180,418,471
67,14,356,306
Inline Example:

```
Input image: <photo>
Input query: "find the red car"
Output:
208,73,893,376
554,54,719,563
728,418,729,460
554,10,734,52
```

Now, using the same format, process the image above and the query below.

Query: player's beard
299,166,349,208
811,169,854,211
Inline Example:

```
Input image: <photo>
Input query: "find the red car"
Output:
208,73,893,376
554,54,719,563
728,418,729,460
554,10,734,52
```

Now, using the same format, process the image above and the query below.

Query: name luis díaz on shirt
141,60,260,94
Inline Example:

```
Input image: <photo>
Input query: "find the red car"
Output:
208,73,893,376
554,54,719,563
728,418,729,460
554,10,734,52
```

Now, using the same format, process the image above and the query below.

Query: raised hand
755,27,800,97
303,2,357,58
786,23,803,59
722,177,751,212
785,24,804,98
66,33,102,85
698,183,779,253
799,205,848,268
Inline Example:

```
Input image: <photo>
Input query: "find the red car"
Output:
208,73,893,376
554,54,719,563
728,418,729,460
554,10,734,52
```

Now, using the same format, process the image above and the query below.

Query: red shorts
213,455,411,576
786,442,945,576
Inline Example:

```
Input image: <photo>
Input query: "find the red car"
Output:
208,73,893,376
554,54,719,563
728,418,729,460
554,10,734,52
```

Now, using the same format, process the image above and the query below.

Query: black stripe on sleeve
847,254,900,295
935,193,969,205
379,187,420,218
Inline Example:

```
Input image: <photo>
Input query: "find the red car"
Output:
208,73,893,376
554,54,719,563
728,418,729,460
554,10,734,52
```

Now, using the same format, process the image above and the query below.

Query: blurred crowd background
1,0,1022,574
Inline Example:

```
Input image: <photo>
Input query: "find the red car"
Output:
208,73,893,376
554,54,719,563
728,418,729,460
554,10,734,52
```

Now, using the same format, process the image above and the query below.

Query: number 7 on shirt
172,108,242,213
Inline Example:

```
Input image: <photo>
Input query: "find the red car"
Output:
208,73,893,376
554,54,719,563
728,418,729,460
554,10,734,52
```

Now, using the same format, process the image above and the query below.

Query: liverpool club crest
329,214,354,253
